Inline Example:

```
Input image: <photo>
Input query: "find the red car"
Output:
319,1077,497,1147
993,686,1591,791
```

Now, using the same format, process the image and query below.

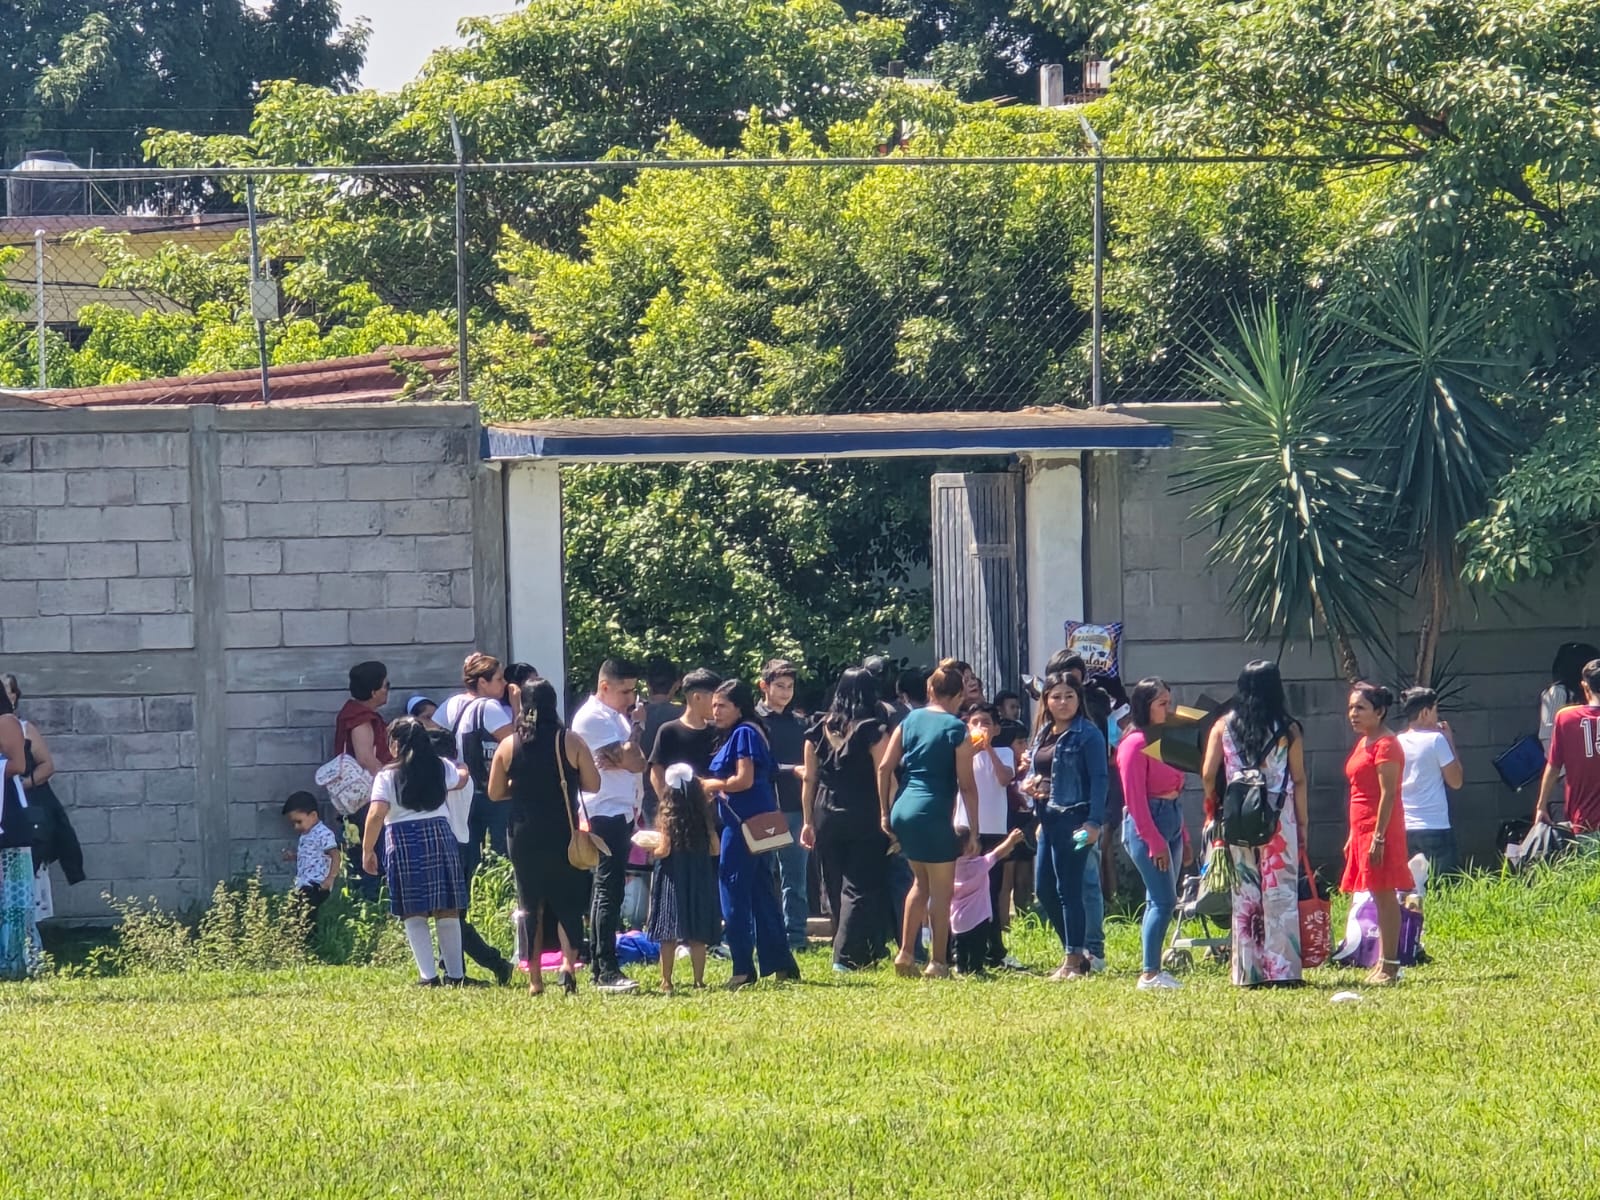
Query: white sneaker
1000,955,1027,972
1087,953,1107,974
1137,971,1183,991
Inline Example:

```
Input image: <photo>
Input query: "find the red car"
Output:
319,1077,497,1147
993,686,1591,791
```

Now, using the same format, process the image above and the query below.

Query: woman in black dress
488,678,600,996
800,668,891,971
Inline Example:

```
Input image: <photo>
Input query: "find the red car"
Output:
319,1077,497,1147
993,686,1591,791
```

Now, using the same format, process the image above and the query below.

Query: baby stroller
1162,871,1231,973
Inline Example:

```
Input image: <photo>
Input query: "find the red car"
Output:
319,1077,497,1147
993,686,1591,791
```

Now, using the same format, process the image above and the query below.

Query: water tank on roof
6,151,89,218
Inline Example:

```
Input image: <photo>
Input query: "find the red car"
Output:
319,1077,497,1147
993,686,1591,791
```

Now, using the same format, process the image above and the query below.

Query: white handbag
315,753,374,818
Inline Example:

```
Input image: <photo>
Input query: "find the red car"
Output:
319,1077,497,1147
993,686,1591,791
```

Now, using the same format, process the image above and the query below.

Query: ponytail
388,716,447,812
515,677,564,748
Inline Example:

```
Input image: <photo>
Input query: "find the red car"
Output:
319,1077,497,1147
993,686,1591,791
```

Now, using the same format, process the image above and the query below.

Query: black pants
818,826,892,969
952,918,993,975
296,885,328,948
979,833,1008,966
588,814,635,975
457,842,510,975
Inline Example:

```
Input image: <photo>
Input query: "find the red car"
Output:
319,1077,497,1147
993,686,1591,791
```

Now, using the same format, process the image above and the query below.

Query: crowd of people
2,640,1599,988
279,639,1600,995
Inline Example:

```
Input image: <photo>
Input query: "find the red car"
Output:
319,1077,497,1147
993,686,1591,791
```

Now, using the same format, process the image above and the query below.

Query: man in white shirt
1397,687,1464,878
440,653,516,863
569,657,647,992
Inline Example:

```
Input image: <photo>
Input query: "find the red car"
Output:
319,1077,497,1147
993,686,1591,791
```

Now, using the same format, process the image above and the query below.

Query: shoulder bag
1220,728,1287,848
1298,850,1331,968
554,732,603,871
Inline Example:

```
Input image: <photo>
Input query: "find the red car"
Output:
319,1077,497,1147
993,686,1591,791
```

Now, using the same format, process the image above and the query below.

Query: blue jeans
1035,811,1094,955
774,811,810,948
1407,828,1459,879
1122,799,1184,974
1082,838,1104,960
719,825,799,980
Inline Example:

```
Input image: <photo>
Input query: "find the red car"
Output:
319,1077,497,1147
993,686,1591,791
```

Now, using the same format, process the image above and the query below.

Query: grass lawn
4,860,1598,1199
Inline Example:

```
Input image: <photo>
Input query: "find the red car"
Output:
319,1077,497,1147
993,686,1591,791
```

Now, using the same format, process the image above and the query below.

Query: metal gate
930,472,1024,700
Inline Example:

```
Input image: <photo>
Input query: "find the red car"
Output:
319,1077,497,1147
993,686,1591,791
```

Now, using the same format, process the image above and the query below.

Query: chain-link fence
1,154,1403,407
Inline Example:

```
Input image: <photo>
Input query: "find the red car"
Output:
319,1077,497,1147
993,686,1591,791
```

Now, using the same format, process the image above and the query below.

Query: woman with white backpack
1201,661,1310,988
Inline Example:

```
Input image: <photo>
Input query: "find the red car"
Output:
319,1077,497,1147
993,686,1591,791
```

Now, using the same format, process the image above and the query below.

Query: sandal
921,962,951,980
1364,959,1401,987
893,958,919,979
725,975,754,992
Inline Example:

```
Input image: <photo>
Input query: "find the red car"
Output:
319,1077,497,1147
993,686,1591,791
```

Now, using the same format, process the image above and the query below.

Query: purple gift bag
1331,891,1424,968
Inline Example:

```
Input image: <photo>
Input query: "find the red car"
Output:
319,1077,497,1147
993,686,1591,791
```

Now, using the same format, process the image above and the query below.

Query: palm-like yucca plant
1336,251,1522,686
1174,301,1393,679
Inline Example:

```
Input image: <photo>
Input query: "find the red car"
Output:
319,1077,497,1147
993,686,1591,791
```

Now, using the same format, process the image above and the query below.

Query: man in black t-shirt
758,658,810,952
639,657,684,824
647,668,722,803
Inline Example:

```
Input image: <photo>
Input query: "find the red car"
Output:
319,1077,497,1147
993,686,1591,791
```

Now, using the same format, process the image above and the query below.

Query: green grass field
5,859,1598,1199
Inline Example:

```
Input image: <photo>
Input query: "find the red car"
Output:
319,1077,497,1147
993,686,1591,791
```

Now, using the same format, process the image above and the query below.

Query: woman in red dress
1343,682,1411,985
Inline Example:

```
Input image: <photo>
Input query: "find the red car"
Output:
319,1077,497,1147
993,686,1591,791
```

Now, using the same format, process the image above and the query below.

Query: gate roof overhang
481,407,1171,463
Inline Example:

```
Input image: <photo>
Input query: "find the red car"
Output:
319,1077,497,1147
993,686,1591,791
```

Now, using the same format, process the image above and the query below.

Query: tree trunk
1313,591,1364,681
1413,551,1449,687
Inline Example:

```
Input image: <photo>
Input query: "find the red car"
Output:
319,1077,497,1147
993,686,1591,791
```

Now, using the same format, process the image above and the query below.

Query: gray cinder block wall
1087,434,1595,867
0,403,505,919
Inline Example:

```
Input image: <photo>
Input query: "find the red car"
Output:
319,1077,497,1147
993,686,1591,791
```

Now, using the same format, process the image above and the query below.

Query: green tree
1,2,366,169
59,230,451,386
143,0,903,311
1174,302,1393,679
855,0,1088,100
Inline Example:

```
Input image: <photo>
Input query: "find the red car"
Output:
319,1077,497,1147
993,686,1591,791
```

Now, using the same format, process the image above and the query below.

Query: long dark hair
1553,643,1600,698
822,668,879,742
658,768,716,857
1229,660,1293,764
388,716,446,812
515,677,564,747
1129,677,1169,728
714,679,765,744
1032,672,1085,738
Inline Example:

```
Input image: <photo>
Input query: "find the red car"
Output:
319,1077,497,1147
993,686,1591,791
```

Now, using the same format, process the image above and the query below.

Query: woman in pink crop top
1117,677,1189,990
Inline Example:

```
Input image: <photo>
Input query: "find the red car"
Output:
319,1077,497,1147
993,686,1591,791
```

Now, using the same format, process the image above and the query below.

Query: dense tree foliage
0,1,366,169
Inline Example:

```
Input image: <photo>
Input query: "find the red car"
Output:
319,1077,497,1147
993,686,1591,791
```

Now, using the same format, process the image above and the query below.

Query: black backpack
1221,728,1288,848
449,698,497,791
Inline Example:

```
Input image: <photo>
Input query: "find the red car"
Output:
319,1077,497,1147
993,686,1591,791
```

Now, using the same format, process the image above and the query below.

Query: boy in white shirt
1397,687,1463,878
282,791,339,926
954,704,1016,968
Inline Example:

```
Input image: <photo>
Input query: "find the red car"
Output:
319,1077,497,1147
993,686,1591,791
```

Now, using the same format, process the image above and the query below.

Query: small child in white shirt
282,790,340,911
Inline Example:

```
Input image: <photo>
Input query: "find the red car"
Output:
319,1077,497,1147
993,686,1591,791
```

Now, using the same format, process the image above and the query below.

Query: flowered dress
1,773,41,981
1222,723,1301,986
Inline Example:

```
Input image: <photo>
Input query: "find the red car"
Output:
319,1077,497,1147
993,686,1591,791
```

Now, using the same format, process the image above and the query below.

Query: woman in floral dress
1202,661,1309,987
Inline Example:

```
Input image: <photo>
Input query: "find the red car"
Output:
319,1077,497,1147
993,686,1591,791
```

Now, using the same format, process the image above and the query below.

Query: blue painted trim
480,421,1171,461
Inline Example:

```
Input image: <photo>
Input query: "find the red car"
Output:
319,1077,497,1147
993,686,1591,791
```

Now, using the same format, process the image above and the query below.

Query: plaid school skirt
383,816,468,917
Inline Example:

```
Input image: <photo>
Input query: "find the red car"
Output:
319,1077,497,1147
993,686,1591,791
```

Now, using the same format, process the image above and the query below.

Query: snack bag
1063,620,1124,676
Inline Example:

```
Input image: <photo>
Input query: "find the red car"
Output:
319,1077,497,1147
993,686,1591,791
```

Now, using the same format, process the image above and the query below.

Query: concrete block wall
1,403,506,920
1087,433,1598,869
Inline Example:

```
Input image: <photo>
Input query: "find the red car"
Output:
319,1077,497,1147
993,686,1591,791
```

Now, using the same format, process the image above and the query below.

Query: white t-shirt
294,822,339,889
955,746,1014,836
440,693,513,751
371,759,467,827
1397,728,1455,832
570,696,640,821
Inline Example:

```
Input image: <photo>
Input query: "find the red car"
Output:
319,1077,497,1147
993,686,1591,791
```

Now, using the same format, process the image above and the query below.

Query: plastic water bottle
1073,829,1091,849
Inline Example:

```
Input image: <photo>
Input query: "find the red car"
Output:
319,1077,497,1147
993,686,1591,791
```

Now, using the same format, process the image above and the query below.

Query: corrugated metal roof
3,346,454,409
482,406,1171,461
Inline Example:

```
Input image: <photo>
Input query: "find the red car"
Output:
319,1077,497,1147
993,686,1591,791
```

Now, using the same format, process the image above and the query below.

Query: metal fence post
34,229,46,388
1077,115,1105,409
449,114,470,405
245,178,271,403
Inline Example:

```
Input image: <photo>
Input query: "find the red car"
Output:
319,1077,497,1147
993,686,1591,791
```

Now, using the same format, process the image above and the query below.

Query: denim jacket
1043,717,1108,828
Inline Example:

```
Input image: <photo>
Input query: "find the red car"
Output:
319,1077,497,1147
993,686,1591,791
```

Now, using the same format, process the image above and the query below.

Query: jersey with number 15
1549,704,1600,833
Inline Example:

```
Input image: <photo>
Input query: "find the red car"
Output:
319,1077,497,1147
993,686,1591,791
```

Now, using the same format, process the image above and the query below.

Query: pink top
950,845,1010,935
1117,730,1186,853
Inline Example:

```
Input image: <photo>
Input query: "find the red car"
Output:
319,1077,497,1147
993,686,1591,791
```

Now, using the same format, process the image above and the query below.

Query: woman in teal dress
877,659,980,978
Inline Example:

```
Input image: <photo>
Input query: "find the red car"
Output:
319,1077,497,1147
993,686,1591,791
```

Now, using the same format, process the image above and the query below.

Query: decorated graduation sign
1062,620,1124,676
1140,695,1227,775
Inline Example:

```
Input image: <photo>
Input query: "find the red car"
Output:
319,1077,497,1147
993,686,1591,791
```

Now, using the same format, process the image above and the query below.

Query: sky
351,0,514,91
